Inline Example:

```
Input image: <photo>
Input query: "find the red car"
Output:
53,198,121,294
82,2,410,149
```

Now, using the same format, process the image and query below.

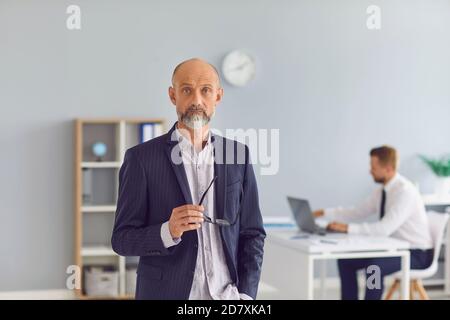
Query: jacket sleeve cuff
160,221,182,248
239,293,254,300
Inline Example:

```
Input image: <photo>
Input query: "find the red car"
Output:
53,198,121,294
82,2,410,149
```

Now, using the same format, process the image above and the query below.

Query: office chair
385,211,449,300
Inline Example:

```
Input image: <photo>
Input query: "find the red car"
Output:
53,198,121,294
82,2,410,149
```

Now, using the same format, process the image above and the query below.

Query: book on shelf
140,122,164,143
82,168,93,205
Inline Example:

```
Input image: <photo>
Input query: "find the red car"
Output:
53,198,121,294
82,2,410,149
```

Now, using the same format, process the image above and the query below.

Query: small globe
92,142,107,158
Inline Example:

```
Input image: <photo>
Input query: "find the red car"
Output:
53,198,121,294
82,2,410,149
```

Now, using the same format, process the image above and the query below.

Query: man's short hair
370,145,398,170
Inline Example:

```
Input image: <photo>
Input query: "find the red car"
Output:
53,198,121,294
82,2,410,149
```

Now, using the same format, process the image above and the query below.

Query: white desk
422,194,450,207
261,229,411,300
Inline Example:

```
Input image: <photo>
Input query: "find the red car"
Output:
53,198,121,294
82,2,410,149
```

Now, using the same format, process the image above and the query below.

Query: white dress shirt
324,173,432,249
159,128,251,300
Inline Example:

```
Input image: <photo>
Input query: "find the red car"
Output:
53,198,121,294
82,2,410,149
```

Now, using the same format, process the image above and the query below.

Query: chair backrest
428,211,450,266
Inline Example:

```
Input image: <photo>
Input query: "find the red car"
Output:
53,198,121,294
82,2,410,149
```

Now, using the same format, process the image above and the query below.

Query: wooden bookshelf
74,118,165,299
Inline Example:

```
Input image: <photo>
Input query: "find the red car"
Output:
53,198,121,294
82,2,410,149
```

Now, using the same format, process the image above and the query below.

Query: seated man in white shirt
313,145,433,300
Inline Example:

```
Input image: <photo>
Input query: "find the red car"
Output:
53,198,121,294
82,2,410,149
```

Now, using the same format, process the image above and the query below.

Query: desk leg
400,251,410,300
320,260,326,300
445,220,450,295
307,257,314,300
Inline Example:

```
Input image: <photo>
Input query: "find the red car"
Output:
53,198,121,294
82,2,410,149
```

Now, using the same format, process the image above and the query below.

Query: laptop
287,196,335,235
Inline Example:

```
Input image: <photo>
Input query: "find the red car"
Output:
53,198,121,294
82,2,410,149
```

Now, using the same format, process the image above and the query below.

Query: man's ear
168,87,176,105
215,88,224,105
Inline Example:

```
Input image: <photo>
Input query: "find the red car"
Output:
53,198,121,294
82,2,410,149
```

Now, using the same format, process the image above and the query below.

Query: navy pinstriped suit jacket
111,122,266,300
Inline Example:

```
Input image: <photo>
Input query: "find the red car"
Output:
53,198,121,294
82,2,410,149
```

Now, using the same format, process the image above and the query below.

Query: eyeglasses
198,175,242,227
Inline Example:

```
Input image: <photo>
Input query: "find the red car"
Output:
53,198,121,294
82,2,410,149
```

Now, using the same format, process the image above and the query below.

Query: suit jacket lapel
164,123,193,204
212,134,227,220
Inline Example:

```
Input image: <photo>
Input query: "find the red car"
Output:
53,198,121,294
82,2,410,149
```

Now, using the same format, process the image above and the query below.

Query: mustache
185,104,207,114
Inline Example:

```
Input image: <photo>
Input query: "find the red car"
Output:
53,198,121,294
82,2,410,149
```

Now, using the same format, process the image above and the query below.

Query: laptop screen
287,196,316,233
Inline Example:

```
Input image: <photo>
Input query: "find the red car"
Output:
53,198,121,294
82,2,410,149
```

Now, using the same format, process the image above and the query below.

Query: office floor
257,282,450,300
0,286,448,300
0,281,448,300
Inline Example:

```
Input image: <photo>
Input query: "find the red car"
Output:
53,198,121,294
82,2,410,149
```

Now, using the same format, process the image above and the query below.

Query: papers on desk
299,238,338,245
289,234,340,245
273,230,410,253
263,216,296,229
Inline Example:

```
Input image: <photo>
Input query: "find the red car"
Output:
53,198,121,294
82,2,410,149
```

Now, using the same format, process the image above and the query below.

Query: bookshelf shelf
81,245,117,257
81,162,122,168
81,205,117,212
74,118,165,299
78,294,135,300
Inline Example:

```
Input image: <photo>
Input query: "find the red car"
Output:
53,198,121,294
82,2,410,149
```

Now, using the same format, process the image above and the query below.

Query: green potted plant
420,155,450,196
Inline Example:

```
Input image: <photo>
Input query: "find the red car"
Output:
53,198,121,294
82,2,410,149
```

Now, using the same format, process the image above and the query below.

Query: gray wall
1,0,450,291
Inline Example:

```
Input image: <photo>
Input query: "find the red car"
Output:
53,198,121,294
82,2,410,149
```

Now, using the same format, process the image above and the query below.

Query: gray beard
179,106,213,130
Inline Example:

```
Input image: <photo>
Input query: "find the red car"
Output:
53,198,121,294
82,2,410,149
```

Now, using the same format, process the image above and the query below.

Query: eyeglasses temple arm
198,175,218,206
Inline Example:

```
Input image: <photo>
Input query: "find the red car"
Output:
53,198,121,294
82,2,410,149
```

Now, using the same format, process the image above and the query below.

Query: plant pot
435,177,450,197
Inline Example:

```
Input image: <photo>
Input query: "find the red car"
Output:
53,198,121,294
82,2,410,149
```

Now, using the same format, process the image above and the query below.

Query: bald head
168,58,224,132
171,58,221,87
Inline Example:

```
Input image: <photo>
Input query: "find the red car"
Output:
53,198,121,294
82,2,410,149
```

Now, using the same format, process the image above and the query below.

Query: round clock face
222,50,256,87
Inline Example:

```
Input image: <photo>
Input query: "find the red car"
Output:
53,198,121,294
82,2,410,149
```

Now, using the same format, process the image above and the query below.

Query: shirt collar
384,173,400,192
174,126,212,152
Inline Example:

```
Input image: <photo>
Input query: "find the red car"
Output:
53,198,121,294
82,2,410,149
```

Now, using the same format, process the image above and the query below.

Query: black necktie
380,189,386,219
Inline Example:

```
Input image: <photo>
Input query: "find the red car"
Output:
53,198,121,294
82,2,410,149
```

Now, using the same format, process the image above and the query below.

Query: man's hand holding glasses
168,204,205,239
168,175,242,239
